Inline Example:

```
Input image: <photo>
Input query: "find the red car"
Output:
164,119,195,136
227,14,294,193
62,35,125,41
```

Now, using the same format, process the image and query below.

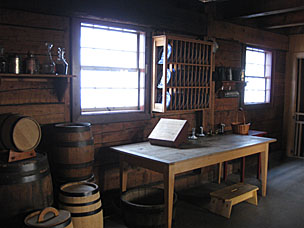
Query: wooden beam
238,6,304,19
217,0,304,19
237,10,304,30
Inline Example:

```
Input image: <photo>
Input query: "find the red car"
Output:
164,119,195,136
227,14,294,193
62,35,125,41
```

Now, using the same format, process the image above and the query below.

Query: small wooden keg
58,182,103,228
52,123,94,182
24,207,73,228
0,113,41,152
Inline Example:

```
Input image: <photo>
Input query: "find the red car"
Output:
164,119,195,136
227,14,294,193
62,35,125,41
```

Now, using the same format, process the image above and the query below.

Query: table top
112,134,276,165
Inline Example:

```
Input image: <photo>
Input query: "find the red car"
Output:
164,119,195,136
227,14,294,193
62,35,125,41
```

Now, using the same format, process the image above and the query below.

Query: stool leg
209,197,232,219
246,190,258,206
240,157,245,182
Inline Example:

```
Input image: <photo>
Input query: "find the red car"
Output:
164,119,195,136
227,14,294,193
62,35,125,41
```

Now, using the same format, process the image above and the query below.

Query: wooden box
148,118,189,148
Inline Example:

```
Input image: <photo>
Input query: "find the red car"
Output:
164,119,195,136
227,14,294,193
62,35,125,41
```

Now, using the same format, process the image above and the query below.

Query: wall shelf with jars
0,43,72,101
152,35,214,113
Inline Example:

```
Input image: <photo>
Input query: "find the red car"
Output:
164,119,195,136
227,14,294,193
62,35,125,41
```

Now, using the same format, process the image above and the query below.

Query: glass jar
25,52,38,74
41,42,55,74
0,47,7,73
55,47,68,75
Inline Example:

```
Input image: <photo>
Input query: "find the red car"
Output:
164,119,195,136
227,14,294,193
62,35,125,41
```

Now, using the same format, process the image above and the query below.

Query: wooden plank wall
0,8,70,124
0,8,288,196
209,20,288,151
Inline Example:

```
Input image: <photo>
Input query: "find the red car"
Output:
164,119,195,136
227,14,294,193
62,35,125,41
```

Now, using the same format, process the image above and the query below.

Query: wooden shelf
0,73,75,101
0,73,75,78
152,35,213,113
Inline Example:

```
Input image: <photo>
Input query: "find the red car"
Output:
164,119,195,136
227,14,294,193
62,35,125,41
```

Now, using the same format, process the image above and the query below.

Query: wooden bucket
121,187,178,228
0,152,53,224
24,207,73,228
0,113,41,152
52,123,94,182
58,182,103,228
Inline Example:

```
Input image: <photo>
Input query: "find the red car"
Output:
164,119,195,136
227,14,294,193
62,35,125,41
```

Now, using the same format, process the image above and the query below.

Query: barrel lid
60,182,99,197
13,117,41,151
54,122,91,132
24,207,71,228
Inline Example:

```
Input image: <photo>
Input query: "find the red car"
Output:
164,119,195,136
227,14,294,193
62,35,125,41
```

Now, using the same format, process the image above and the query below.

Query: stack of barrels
0,116,103,228
47,122,104,228
0,113,53,227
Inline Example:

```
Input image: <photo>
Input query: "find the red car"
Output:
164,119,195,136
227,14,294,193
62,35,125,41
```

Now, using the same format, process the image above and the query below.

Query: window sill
73,111,151,124
242,102,273,110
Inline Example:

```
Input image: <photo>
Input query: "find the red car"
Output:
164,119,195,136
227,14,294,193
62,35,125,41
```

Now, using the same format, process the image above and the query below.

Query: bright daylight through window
244,47,272,105
80,23,146,114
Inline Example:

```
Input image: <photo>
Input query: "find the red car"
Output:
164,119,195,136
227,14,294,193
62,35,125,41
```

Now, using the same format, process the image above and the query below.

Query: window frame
241,45,275,109
71,18,152,124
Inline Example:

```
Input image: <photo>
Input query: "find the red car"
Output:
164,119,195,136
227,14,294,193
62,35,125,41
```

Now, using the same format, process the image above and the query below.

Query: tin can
9,55,21,74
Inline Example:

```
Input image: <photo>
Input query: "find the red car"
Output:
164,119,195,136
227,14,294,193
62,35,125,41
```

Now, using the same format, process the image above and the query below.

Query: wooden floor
105,155,304,228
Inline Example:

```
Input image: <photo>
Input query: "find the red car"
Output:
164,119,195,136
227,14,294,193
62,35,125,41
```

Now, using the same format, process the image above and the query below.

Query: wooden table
112,134,276,228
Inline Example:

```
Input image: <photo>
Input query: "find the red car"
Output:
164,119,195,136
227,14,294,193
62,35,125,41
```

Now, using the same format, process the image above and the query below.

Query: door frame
285,52,304,157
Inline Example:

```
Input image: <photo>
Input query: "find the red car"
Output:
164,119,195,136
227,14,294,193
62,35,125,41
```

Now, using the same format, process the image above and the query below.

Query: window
72,19,151,123
244,46,272,105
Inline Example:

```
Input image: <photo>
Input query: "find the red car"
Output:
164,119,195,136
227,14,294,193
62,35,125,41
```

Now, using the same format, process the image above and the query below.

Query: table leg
240,157,245,182
224,161,228,181
120,155,128,193
218,162,222,184
257,153,261,180
164,165,175,228
260,144,269,197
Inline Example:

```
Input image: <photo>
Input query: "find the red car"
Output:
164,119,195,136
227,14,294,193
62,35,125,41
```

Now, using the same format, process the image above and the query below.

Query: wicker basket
231,108,250,135
231,122,250,135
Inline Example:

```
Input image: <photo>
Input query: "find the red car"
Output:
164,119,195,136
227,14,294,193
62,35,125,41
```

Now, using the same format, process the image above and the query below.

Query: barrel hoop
59,198,101,207
54,123,91,132
0,156,48,173
60,187,99,197
54,161,94,169
55,138,94,147
55,174,94,183
1,115,24,151
70,206,102,217
0,114,12,147
0,168,50,185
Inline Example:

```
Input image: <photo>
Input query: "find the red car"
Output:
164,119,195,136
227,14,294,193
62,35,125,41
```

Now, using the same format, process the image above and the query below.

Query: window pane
79,23,145,114
244,47,272,105
81,70,139,89
81,48,137,68
245,63,264,77
245,48,265,77
244,77,268,104
81,26,137,52
81,88,139,109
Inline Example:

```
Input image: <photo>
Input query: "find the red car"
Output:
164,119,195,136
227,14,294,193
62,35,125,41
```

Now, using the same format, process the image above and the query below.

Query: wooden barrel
121,187,178,228
58,182,103,228
52,123,94,182
0,152,53,223
52,174,96,207
24,207,73,228
0,113,41,152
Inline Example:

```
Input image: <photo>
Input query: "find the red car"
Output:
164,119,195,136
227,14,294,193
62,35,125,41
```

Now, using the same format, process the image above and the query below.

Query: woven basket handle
238,108,246,124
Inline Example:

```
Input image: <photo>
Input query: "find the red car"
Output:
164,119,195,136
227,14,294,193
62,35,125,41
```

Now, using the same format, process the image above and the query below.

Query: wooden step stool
209,183,259,218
